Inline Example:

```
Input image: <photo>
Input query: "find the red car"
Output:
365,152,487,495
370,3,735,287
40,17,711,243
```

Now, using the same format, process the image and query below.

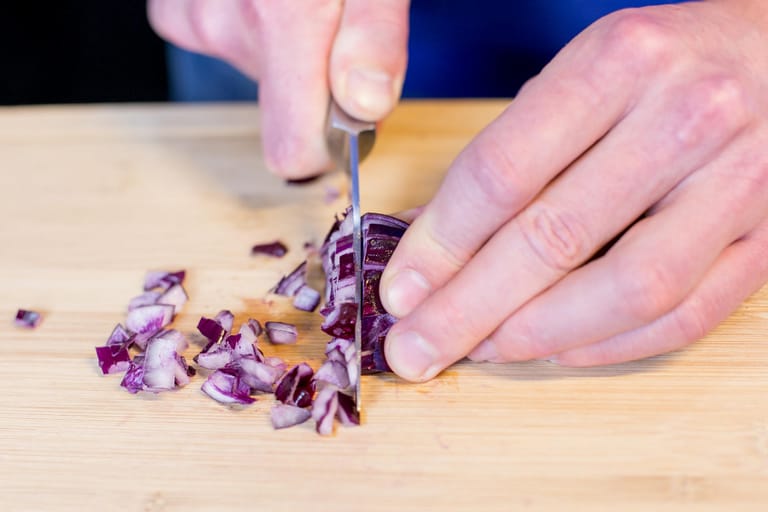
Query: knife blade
326,101,376,412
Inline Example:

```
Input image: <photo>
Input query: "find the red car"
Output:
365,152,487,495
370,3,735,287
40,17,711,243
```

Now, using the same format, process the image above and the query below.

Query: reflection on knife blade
326,101,376,412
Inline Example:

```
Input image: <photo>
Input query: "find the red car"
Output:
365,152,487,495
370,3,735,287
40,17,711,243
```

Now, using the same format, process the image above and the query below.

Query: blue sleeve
167,0,681,101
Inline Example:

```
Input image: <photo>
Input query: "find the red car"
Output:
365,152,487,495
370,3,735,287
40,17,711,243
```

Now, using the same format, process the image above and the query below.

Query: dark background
1,2,167,104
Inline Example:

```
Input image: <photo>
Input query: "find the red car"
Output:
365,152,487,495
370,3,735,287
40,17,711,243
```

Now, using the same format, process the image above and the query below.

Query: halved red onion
319,211,409,374
271,403,312,429
251,240,288,258
293,285,321,312
14,309,41,329
201,369,255,405
265,321,298,345
95,345,131,374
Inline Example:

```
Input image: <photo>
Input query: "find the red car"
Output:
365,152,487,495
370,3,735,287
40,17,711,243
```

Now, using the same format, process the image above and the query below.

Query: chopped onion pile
94,211,408,436
320,211,408,373
93,270,191,395
14,309,41,329
195,312,287,404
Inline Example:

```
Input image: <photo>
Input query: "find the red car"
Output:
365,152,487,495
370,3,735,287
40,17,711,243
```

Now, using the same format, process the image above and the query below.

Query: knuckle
674,76,751,148
262,136,330,179
671,297,711,344
459,135,530,213
188,0,240,58
598,9,675,76
493,319,547,362
616,260,680,323
518,203,591,273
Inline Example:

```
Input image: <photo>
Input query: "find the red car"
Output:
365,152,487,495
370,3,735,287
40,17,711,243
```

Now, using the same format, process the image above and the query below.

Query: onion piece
251,240,288,258
14,309,41,329
272,261,308,297
311,385,340,436
274,363,314,407
157,284,188,311
144,270,185,292
336,392,361,426
271,404,312,429
201,370,255,405
106,324,131,347
214,310,235,333
314,360,351,390
128,291,161,311
265,321,298,345
126,304,174,336
95,345,131,375
292,285,321,312
120,335,191,393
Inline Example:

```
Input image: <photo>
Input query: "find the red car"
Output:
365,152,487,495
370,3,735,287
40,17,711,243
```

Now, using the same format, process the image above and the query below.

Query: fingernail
346,67,395,116
467,339,499,362
384,268,431,318
385,330,440,381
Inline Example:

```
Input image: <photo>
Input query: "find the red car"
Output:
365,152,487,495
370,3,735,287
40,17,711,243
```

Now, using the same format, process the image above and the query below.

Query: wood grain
0,102,766,512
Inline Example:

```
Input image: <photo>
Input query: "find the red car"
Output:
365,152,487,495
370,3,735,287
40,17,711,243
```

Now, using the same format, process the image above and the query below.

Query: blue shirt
169,0,680,101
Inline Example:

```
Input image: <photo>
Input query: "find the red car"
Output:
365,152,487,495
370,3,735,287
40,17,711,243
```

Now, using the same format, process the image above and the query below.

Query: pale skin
149,0,768,381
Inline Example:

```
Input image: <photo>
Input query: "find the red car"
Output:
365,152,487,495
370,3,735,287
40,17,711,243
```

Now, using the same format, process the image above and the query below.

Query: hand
147,0,409,179
380,0,768,380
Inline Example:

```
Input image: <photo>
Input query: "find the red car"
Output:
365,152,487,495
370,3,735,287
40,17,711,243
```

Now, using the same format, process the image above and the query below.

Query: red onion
201,369,255,405
14,309,41,329
319,211,408,373
95,345,131,374
292,284,321,312
251,240,288,258
265,321,298,345
272,261,308,297
271,404,312,429
274,363,315,408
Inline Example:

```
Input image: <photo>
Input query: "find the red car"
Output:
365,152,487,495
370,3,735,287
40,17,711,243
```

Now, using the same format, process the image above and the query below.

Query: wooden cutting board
1,101,766,512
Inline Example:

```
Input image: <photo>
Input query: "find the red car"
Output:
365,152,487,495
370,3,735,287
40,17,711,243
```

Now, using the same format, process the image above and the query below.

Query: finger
257,0,343,178
384,74,751,382
329,0,410,120
378,14,665,319
553,218,768,366
474,135,768,363
147,0,259,77
391,205,425,224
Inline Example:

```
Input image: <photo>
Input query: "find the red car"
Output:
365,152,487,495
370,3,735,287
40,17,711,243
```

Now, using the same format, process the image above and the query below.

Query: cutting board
1,102,767,512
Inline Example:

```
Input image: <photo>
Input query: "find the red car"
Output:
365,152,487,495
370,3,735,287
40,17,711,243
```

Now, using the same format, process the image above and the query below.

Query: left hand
380,0,768,381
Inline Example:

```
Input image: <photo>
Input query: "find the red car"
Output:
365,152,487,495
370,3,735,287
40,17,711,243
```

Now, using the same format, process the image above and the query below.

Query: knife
326,101,376,412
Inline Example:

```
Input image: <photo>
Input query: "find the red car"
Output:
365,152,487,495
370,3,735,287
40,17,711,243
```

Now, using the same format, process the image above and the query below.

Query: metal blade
326,101,376,413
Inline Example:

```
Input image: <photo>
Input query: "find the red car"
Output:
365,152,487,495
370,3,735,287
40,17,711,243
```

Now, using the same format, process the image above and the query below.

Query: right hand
148,0,410,179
